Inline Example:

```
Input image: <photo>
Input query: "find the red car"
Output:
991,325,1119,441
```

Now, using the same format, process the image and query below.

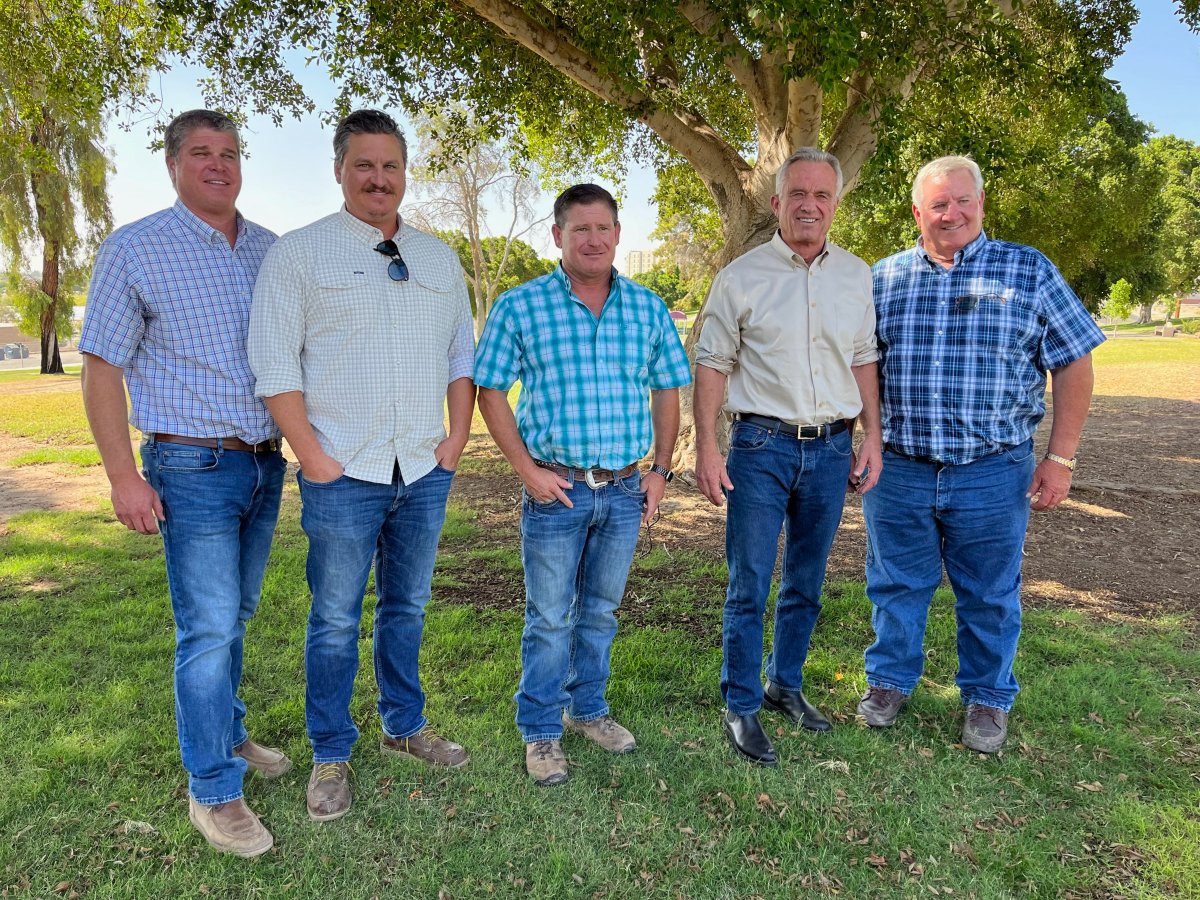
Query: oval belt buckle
584,469,605,490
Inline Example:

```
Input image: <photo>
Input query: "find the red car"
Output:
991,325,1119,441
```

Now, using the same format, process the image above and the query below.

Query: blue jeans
141,438,285,805
516,471,643,742
298,465,454,762
721,421,853,715
861,440,1035,712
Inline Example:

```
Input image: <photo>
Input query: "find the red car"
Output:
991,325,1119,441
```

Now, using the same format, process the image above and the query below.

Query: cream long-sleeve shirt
248,208,474,485
695,232,877,425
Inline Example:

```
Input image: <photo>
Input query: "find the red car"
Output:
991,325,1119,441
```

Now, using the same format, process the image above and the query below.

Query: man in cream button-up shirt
695,147,881,768
249,110,475,823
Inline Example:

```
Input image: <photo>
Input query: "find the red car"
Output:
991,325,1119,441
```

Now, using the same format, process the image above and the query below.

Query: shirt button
933,361,940,366
937,330,944,335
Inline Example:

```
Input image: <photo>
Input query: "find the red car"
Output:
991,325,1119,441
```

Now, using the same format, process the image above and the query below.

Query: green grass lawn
0,345,1197,897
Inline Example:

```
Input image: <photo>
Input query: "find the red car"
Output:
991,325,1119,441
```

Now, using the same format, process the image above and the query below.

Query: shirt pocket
309,274,375,338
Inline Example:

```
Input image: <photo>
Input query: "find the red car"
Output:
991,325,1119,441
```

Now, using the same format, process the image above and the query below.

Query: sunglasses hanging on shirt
374,240,410,282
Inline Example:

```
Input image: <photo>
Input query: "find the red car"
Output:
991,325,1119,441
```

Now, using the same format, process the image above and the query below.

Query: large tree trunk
671,196,779,478
38,237,64,376
1135,301,1154,325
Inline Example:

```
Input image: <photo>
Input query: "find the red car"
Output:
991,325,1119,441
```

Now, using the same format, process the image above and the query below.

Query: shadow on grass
1,504,1197,898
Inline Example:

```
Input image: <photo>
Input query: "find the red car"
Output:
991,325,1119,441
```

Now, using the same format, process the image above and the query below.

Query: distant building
624,250,656,276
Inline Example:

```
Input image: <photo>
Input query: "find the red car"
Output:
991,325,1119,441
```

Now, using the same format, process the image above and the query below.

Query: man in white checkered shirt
248,110,476,824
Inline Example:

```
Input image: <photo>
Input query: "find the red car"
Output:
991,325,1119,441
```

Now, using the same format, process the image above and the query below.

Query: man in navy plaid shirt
80,110,287,857
859,156,1105,753
476,184,691,787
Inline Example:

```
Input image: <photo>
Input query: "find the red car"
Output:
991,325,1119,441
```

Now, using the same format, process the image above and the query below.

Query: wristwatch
1044,452,1077,471
648,463,674,482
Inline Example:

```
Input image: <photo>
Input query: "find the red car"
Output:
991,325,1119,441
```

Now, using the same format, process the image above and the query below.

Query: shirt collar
916,229,989,268
553,262,620,304
767,230,830,269
337,205,404,245
170,199,246,246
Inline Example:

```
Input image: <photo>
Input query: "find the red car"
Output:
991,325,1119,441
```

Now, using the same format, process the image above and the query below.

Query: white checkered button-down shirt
248,208,475,485
79,201,279,443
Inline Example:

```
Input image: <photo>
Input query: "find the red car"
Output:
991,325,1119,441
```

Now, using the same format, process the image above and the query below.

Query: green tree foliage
1100,277,1135,333
632,265,691,310
171,0,1139,275
1144,136,1200,301
0,0,171,373
437,231,554,325
406,112,556,336
6,276,76,343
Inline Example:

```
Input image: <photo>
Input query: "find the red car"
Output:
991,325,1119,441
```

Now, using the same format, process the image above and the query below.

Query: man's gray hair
912,156,984,205
164,110,240,159
775,148,844,197
333,109,408,169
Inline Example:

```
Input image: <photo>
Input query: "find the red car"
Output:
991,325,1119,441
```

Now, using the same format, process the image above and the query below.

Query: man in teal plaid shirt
476,184,691,786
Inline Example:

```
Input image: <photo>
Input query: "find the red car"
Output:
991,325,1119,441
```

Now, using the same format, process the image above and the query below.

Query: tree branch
457,0,752,201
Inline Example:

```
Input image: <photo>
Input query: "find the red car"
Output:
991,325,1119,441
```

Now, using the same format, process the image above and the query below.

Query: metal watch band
1044,452,1077,471
649,463,674,482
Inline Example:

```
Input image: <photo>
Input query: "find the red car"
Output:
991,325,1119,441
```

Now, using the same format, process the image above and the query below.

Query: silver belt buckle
584,468,605,489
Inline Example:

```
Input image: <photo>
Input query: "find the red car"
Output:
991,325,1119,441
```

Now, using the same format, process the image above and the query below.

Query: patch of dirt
3,392,1197,623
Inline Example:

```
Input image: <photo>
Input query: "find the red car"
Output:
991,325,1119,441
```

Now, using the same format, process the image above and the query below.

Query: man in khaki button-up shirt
694,147,881,768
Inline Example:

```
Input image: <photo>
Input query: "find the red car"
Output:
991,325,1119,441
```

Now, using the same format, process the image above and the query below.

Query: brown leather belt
534,460,638,489
151,433,282,454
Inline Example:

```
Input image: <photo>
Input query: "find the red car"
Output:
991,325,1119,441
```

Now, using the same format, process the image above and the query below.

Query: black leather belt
733,414,847,439
534,460,638,489
151,433,282,454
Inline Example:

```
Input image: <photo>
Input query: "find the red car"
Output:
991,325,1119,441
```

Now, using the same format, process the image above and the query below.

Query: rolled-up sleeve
248,237,306,397
694,270,740,374
850,265,879,366
447,272,476,383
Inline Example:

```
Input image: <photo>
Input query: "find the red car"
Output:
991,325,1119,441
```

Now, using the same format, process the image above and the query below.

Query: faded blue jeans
515,470,643,742
861,440,1035,712
298,464,454,762
721,421,853,715
142,438,285,805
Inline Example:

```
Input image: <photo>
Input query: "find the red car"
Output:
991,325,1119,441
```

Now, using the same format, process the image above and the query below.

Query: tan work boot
525,739,569,786
188,797,273,858
306,761,352,822
234,739,293,778
380,725,469,769
562,713,636,753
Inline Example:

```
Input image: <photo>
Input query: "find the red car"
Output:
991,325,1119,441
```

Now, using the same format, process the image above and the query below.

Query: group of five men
80,108,1102,857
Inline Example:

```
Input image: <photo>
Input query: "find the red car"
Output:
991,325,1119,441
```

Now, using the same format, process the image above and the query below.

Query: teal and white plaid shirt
475,265,692,469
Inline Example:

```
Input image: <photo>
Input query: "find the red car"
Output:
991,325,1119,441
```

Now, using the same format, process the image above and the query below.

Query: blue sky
105,3,1199,269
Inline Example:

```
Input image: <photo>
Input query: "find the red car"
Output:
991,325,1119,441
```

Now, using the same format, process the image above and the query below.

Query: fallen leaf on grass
1075,781,1103,792
866,854,888,868
816,760,850,774
119,820,157,835
446,804,457,819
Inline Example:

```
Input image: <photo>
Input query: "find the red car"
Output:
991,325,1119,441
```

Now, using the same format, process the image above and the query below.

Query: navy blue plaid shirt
872,232,1105,464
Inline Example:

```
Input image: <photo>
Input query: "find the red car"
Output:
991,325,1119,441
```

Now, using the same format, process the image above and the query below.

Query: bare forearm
445,377,476,446
851,362,882,438
693,364,728,449
262,391,326,466
478,387,537,478
649,388,680,467
81,354,138,485
1046,354,1094,459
